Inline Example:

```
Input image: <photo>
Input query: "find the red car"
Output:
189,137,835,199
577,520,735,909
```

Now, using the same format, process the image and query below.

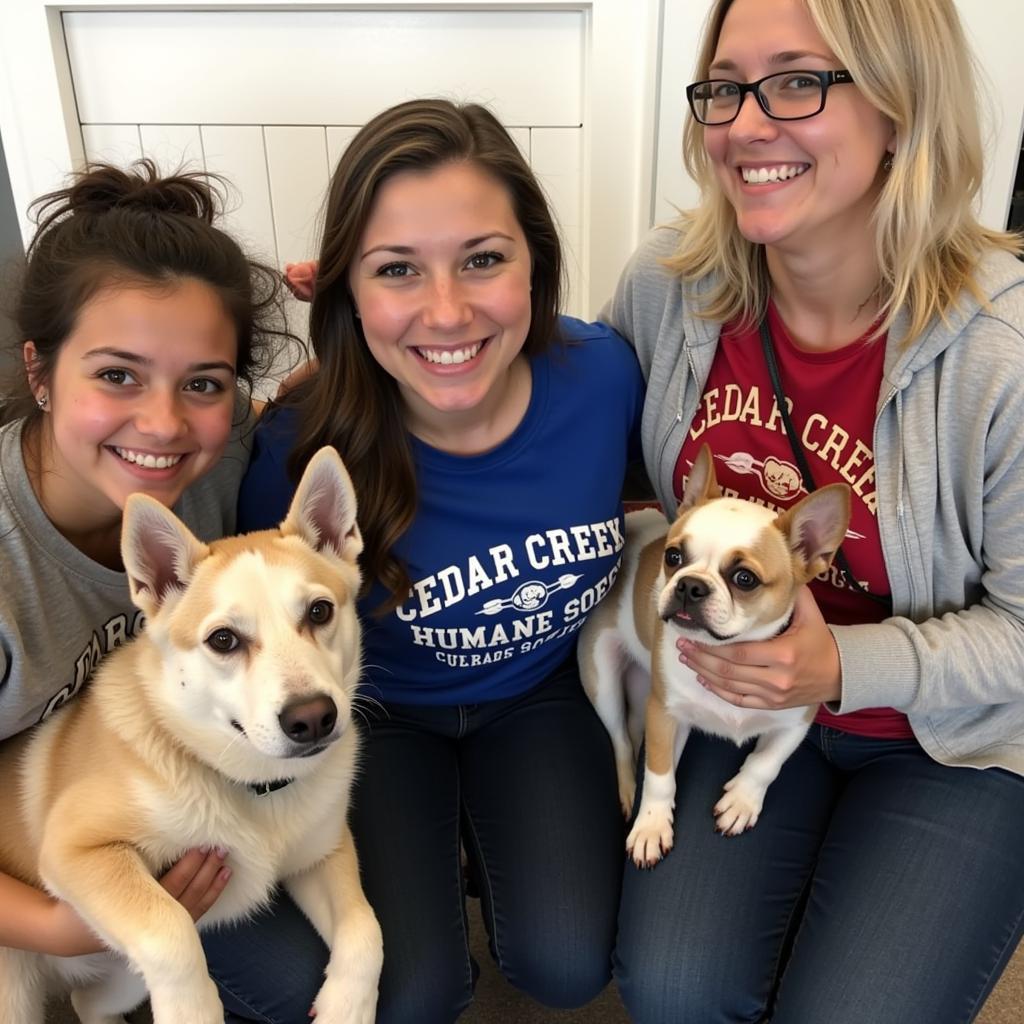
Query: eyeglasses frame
686,69,855,126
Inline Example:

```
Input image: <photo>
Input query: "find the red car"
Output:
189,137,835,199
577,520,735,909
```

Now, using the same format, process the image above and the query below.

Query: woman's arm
0,871,105,956
598,225,684,379
0,849,230,956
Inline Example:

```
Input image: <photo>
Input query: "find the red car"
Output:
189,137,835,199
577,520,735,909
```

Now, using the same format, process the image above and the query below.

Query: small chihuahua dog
579,444,851,867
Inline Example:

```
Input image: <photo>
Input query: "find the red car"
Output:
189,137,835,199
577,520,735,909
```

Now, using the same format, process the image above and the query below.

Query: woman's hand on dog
48,847,231,956
677,587,842,710
159,845,233,922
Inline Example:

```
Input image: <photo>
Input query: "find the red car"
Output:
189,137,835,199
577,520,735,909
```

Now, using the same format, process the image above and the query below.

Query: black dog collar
248,777,294,796
774,612,795,638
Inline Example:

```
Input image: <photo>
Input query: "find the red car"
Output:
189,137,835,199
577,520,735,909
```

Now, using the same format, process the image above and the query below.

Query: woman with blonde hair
604,0,1024,1020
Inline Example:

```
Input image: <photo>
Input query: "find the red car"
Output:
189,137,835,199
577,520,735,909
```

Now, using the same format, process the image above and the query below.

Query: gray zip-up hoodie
601,226,1024,775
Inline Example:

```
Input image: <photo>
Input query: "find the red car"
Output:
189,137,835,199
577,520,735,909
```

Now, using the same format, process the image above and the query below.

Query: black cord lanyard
758,315,892,610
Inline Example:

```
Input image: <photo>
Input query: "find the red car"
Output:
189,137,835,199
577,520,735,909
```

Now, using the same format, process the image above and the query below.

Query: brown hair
671,0,1022,341
283,98,564,611
3,159,292,425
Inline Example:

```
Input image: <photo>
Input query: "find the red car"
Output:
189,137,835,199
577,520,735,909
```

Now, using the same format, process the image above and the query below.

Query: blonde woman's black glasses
686,70,854,126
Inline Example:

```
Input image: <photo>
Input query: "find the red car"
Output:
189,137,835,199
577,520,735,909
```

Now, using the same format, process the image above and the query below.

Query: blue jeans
201,890,328,1023
349,659,624,1023
614,726,1024,1024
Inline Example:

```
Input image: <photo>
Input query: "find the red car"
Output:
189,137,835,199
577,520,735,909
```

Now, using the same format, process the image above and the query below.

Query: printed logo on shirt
393,517,624,669
475,574,584,616
688,384,878,513
710,450,805,501
38,610,146,722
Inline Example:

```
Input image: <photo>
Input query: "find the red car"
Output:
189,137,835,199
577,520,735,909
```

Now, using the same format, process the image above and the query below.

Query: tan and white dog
580,445,850,867
0,447,382,1024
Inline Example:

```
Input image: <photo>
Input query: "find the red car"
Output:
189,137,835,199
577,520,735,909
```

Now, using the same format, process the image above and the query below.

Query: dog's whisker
353,692,387,714
213,730,248,769
352,694,389,722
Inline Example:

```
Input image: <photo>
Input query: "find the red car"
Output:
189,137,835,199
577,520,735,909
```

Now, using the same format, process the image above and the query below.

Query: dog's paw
626,809,674,868
713,776,766,835
312,977,378,1024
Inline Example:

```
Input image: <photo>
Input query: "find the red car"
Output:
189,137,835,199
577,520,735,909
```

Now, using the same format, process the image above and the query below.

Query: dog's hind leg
580,628,638,817
0,948,46,1024
626,701,683,868
70,964,146,1024
623,661,650,764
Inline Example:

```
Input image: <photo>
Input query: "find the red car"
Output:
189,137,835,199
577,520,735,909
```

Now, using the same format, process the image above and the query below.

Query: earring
882,152,894,173
36,392,48,410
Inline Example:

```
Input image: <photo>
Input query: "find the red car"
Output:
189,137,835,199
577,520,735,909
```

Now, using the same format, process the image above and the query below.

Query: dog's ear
774,483,852,583
282,446,362,564
122,494,210,617
677,443,721,515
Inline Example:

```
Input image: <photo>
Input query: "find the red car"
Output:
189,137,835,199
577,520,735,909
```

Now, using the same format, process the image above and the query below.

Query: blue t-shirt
239,317,644,705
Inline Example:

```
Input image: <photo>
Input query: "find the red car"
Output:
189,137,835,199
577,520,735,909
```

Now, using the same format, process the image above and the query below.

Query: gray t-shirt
0,417,251,739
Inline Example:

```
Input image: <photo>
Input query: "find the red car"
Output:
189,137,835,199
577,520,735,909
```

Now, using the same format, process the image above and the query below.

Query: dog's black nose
278,695,338,744
677,576,710,604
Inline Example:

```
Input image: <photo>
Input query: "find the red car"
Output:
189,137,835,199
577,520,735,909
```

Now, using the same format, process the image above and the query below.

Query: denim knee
203,908,328,1024
614,945,767,1024
213,956,325,1024
377,985,472,1024
498,931,612,1010
375,945,473,1024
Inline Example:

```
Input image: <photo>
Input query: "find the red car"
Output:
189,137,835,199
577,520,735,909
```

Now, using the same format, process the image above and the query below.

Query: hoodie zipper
657,342,700,503
875,382,916,616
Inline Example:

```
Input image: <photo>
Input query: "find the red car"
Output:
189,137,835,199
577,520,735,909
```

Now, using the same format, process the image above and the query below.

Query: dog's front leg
714,721,811,835
41,835,221,1024
285,826,383,1024
626,699,685,868
0,948,46,1024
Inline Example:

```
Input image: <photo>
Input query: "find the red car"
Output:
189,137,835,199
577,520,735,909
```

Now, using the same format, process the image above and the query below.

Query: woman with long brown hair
239,98,644,1021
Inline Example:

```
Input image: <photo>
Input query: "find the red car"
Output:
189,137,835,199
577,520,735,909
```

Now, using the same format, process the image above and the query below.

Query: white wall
66,10,590,311
952,0,1024,231
0,0,1021,321
0,0,661,320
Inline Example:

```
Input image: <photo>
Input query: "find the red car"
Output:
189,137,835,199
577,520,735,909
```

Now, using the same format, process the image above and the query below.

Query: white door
0,0,662,323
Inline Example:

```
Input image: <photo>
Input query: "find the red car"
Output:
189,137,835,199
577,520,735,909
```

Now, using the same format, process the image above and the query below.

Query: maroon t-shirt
674,302,913,739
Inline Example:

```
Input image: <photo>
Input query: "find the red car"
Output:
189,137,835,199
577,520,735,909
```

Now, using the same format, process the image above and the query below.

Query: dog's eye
731,568,760,591
206,628,240,653
308,599,334,626
664,549,683,568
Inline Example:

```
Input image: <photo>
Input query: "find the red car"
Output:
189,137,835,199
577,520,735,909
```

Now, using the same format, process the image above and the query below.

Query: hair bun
30,158,223,231
72,158,221,222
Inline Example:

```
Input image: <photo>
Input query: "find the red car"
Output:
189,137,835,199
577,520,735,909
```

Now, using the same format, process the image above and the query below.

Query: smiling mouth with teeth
741,164,809,184
112,446,184,470
416,341,484,366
